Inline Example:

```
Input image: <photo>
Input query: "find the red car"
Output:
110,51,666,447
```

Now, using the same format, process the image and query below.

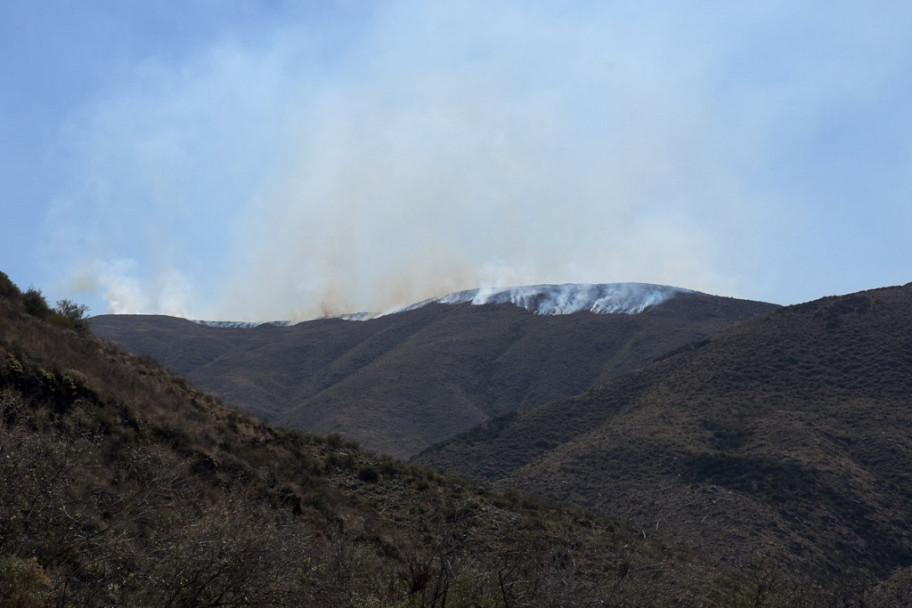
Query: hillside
415,283,912,581
89,285,777,458
0,272,758,607
5,272,912,605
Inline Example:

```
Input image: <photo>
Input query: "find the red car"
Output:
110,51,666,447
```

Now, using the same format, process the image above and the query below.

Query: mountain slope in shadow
414,283,912,579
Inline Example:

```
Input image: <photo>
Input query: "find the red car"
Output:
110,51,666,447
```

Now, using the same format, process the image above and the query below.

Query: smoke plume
45,2,912,319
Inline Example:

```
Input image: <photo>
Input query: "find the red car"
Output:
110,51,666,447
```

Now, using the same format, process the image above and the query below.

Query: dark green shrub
358,465,380,483
379,460,402,478
22,289,50,319
53,299,89,328
46,313,77,331
0,272,21,300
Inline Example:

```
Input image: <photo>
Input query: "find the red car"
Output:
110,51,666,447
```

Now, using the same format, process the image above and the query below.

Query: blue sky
3,1,911,320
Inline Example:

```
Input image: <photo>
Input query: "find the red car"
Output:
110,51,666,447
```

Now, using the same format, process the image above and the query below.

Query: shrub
22,289,50,319
0,272,20,300
54,299,89,326
358,465,380,483
0,556,51,608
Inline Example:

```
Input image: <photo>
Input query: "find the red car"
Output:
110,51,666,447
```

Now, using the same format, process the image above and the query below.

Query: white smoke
411,283,690,316
69,259,195,317
213,3,747,319
43,1,912,319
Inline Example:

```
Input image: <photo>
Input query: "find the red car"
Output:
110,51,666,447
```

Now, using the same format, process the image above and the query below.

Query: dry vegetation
5,271,911,606
89,292,776,458
0,272,736,606
417,284,912,600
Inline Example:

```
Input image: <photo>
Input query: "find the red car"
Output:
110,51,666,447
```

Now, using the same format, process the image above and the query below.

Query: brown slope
414,283,912,578
2,275,747,607
89,291,776,458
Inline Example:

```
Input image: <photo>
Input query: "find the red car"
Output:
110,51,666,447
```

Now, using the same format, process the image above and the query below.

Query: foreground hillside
415,284,912,583
90,285,776,458
0,273,748,607
4,273,912,605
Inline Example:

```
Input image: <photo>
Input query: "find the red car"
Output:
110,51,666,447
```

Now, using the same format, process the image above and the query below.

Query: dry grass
0,276,731,607
90,292,776,457
417,284,912,586
5,274,911,605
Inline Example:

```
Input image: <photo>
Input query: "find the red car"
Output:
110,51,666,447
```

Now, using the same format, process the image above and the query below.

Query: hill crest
190,282,699,326
90,287,777,458
414,283,912,578
396,282,694,316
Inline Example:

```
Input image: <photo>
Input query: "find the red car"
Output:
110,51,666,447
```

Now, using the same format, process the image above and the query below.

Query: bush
0,556,51,608
0,272,20,300
50,299,90,331
358,465,380,483
54,299,89,324
22,289,50,319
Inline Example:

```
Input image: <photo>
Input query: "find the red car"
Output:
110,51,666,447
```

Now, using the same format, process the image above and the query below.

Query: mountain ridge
186,282,706,325
394,282,696,316
413,283,912,578
89,285,778,457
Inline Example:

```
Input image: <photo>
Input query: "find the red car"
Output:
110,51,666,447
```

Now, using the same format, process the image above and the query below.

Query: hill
0,272,755,606
4,272,910,605
89,284,777,458
414,283,912,581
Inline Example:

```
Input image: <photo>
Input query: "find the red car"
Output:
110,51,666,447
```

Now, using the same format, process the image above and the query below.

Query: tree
54,299,89,324
0,272,21,300
22,289,50,318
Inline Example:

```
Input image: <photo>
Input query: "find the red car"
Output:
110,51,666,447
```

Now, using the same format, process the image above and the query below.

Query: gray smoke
47,2,911,319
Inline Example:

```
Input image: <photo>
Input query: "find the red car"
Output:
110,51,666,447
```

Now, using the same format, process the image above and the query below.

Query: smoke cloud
45,1,912,319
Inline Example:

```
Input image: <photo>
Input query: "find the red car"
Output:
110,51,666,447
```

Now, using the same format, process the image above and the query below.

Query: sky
2,1,911,320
